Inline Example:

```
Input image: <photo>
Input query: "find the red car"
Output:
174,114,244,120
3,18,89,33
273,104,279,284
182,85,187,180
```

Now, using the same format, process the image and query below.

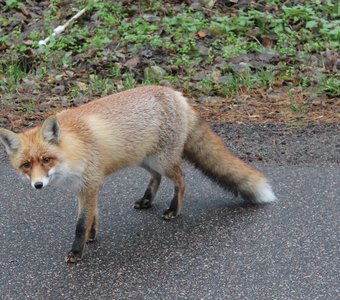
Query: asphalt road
0,161,339,300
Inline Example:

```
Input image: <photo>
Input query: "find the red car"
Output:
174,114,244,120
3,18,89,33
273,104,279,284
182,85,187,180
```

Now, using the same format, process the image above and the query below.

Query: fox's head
0,116,62,189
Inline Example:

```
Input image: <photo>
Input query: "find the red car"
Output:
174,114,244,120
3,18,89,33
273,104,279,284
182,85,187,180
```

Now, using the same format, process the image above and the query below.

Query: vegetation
0,0,339,126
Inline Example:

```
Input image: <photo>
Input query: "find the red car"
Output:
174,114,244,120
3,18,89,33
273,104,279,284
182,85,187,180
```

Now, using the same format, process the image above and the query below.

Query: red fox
0,85,276,262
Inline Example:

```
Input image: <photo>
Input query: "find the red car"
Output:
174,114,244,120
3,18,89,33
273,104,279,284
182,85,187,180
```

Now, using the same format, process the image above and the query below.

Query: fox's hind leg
134,164,162,209
162,164,185,220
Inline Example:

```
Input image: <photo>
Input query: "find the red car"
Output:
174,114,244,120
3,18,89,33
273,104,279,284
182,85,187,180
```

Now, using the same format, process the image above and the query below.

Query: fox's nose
34,182,44,189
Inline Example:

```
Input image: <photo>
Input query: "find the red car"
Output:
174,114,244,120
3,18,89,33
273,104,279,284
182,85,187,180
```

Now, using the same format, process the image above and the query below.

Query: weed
111,65,122,79
200,77,215,93
0,60,28,93
287,89,305,114
288,121,304,127
143,68,158,84
118,17,160,49
217,74,250,97
89,1,126,26
23,101,35,114
319,75,340,96
91,29,112,49
70,85,81,98
257,67,276,88
0,35,10,46
290,102,305,114
123,73,136,90
182,79,192,94
222,35,263,59
5,0,25,9
89,74,113,96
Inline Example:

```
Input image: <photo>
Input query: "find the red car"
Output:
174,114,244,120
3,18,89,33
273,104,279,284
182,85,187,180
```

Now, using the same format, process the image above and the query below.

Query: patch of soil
193,90,339,125
1,86,339,130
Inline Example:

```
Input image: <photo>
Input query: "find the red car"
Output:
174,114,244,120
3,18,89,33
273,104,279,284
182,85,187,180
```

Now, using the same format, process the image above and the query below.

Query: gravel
213,122,339,165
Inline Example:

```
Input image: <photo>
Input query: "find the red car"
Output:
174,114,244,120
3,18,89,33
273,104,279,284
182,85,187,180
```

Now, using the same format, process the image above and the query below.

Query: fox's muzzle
31,176,50,189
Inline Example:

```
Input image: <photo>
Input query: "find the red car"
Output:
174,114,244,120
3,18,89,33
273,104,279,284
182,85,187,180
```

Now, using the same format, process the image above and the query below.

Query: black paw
87,236,97,244
134,198,152,209
88,227,97,243
65,250,83,263
162,209,178,220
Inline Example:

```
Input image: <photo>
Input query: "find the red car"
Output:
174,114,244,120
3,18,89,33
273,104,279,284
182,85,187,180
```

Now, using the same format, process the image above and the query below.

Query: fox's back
61,85,192,128
57,85,196,171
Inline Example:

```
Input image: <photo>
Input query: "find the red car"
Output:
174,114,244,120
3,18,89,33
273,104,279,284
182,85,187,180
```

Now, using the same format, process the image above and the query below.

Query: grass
4,0,25,9
0,60,28,93
0,0,339,100
319,75,340,96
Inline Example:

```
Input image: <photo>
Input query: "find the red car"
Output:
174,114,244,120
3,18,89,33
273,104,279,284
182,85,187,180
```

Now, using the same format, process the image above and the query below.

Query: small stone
211,70,221,83
230,62,251,74
218,75,233,85
65,70,74,77
197,44,209,55
142,14,160,22
51,85,65,94
189,2,201,10
55,74,63,81
76,82,87,92
144,66,167,82
200,96,225,103
192,72,207,81
124,57,140,68
159,80,172,86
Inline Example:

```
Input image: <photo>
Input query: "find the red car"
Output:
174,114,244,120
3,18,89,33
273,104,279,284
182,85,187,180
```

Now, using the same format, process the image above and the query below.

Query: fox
0,85,276,262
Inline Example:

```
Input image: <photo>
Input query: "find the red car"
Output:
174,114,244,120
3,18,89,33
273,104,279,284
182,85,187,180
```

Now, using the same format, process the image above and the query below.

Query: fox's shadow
74,168,273,270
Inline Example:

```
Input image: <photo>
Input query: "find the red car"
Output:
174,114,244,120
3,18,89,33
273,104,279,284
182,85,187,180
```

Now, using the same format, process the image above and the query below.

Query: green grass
88,74,115,96
1,0,339,98
4,0,25,9
23,100,35,114
319,75,340,96
0,60,28,93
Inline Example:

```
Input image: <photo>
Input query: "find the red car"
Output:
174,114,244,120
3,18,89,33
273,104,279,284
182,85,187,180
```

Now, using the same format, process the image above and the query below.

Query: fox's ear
42,116,60,144
0,128,21,155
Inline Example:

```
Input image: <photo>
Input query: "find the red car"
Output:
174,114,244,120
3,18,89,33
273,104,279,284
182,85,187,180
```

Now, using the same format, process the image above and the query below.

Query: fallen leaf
198,31,207,38
46,77,56,84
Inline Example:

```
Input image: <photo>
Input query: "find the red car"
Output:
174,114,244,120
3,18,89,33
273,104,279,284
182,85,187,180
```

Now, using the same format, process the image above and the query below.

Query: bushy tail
184,118,276,204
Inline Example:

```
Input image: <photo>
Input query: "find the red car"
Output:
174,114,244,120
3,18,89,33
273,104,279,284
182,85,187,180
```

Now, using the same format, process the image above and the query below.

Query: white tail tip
254,180,277,204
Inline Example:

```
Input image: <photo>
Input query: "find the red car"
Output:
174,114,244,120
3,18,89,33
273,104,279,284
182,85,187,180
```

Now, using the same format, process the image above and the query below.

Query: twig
38,7,87,49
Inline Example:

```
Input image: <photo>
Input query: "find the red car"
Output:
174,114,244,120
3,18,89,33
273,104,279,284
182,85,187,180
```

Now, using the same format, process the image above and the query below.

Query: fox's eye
42,157,51,164
21,162,31,169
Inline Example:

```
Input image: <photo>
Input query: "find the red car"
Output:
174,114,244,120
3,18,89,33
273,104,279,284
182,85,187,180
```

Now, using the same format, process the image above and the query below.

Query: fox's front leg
66,187,99,263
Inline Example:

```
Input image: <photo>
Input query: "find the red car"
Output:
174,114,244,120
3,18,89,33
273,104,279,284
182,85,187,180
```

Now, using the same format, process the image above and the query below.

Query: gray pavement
0,161,339,300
